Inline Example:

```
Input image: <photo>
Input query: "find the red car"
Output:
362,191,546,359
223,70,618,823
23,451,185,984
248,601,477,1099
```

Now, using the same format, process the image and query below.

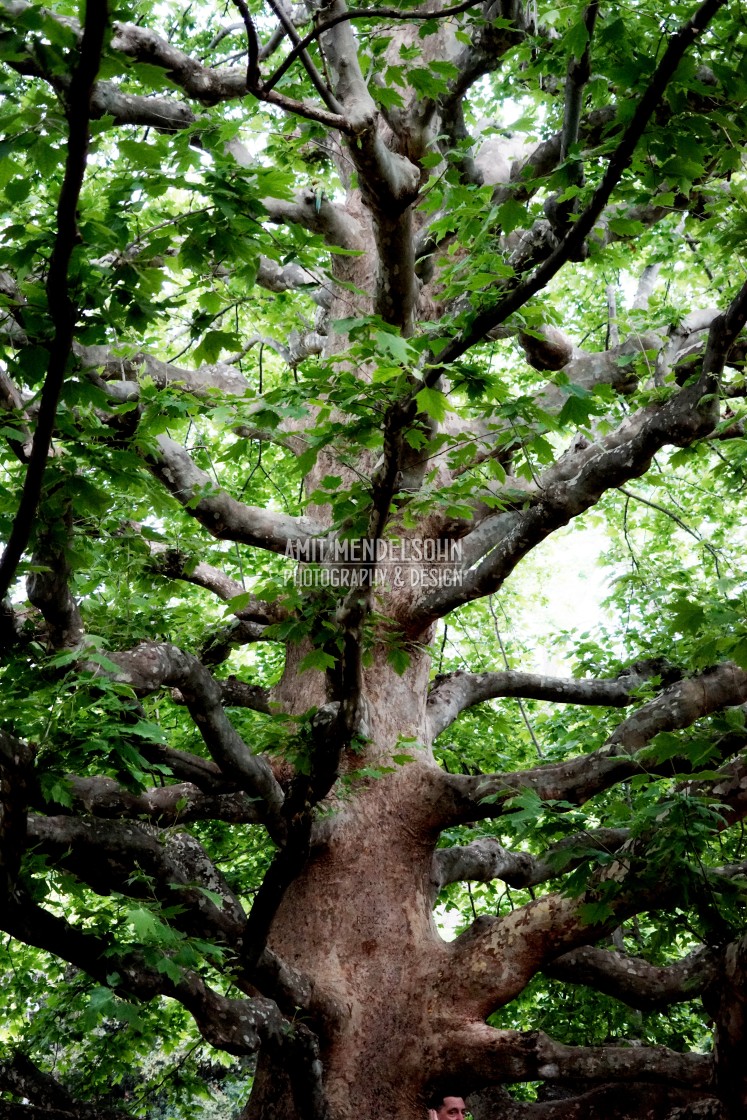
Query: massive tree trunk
2,0,747,1118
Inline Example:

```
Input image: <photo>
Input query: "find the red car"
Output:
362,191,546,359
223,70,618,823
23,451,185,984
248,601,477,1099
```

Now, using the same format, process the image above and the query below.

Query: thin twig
618,485,723,579
488,595,544,758
606,283,619,349
263,0,343,116
263,0,483,93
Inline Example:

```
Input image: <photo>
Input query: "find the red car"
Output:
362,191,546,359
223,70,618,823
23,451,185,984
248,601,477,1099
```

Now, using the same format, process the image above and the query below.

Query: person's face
436,1097,468,1120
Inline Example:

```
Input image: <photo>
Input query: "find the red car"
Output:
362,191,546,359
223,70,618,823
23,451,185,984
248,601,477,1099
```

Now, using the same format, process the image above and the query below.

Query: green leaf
386,646,410,675
497,198,528,234
193,329,241,364
125,907,161,941
373,330,412,364
415,387,450,422
578,901,615,926
298,649,336,673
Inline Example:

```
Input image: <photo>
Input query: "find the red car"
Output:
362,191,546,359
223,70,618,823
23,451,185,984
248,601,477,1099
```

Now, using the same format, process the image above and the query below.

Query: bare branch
260,192,364,249
432,829,629,891
256,255,324,293
76,343,254,396
313,0,421,329
148,435,323,555
64,775,267,824
426,666,656,740
545,944,719,1011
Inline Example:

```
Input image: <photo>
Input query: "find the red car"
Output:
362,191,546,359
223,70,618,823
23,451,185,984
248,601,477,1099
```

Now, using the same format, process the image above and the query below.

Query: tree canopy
1,0,747,1117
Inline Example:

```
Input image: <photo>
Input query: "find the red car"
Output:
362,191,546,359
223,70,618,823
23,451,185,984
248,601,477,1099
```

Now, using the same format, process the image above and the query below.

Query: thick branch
433,829,630,892
26,814,246,943
436,813,747,1018
260,192,363,249
439,1022,712,1090
64,775,267,824
545,944,719,1011
26,507,84,651
427,666,656,740
316,0,420,328
412,275,747,624
0,730,35,895
106,641,284,821
437,662,747,825
148,435,322,555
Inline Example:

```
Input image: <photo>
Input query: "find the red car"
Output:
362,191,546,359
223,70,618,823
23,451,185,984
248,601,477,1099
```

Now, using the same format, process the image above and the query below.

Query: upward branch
411,278,747,625
431,0,728,368
0,0,108,599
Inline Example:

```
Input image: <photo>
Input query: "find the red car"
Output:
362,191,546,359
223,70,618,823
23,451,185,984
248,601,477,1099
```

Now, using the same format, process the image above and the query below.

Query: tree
0,0,746,1116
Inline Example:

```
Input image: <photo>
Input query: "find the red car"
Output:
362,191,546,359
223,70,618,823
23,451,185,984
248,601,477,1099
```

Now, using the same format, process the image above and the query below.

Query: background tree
1,0,747,1118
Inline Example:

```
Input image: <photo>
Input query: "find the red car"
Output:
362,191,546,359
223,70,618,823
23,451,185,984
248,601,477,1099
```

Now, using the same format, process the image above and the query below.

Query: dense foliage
1,0,747,1117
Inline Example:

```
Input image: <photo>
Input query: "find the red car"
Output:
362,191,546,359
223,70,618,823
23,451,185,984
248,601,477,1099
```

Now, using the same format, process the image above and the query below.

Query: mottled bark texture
1,0,747,1117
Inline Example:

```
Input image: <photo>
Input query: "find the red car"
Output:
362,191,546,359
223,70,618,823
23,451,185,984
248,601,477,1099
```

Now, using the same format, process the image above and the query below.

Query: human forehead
440,1098,467,1113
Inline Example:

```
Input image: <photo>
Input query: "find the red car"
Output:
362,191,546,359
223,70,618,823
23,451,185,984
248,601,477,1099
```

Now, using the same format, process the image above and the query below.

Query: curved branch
260,192,363,249
426,666,657,740
148,435,323,555
436,811,747,1019
0,889,292,1059
106,641,285,821
26,814,247,943
148,547,289,626
545,944,719,1011
437,662,747,826
433,829,629,891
